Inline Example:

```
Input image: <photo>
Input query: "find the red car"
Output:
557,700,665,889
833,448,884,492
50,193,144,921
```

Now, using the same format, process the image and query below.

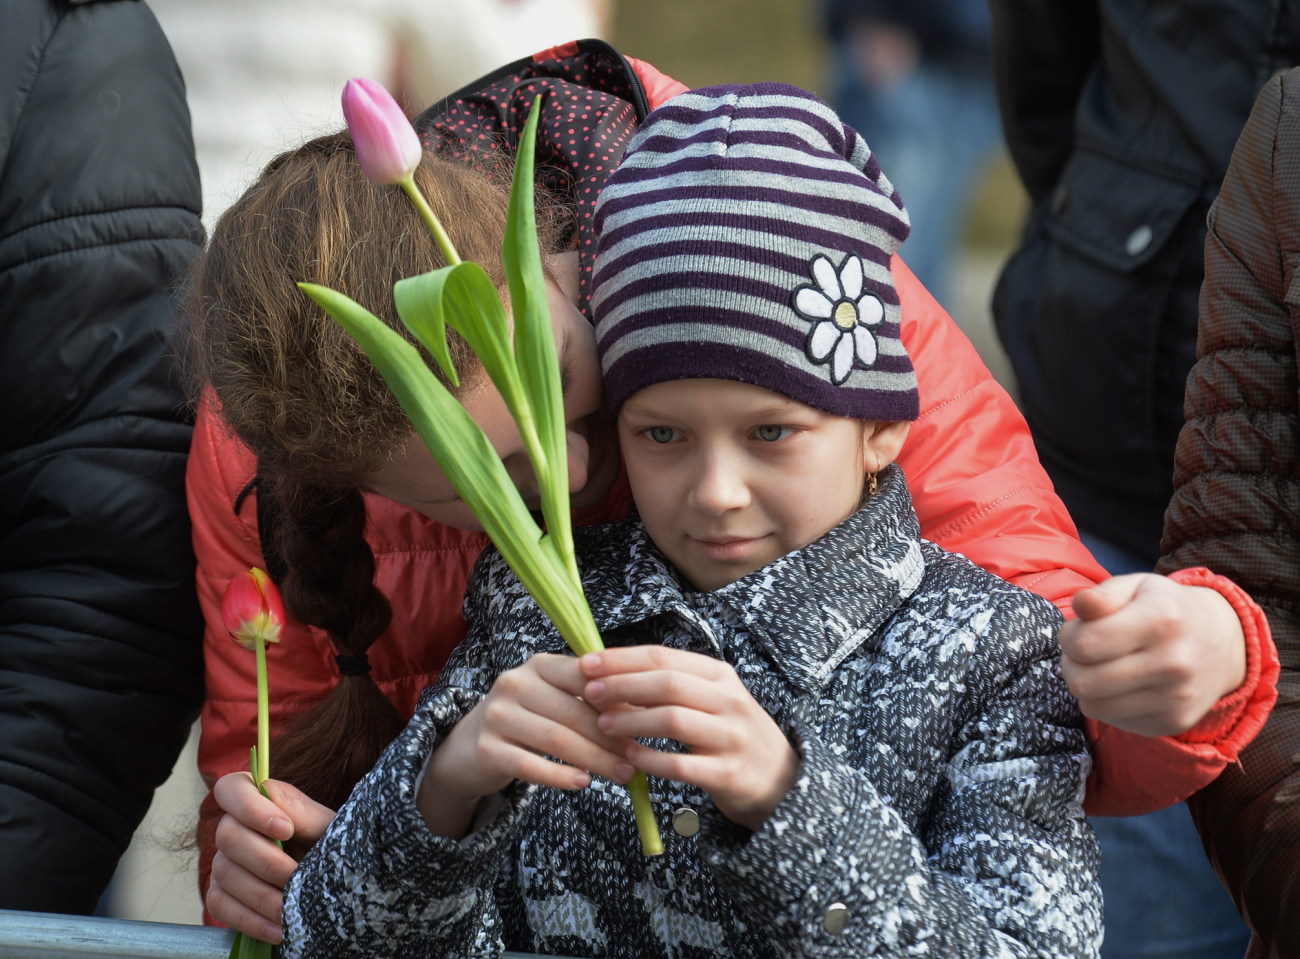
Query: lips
693,535,766,561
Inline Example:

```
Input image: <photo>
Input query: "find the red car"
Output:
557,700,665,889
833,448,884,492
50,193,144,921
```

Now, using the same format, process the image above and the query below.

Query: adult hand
580,646,799,832
419,653,635,838
208,771,335,943
1059,573,1247,737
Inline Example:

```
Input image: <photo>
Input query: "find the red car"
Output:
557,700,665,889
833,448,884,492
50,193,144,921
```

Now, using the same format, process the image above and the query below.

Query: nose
503,455,542,506
502,429,591,503
564,429,590,494
687,446,751,516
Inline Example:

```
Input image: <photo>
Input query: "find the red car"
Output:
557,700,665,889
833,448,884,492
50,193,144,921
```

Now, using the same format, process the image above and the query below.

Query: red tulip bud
222,567,285,650
341,77,422,185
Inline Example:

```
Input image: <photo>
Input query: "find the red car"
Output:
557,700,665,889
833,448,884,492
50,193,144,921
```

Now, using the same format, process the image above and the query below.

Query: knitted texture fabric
592,83,918,421
281,467,1101,957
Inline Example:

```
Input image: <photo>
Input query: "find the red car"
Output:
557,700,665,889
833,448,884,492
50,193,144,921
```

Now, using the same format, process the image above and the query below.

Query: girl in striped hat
280,83,1102,959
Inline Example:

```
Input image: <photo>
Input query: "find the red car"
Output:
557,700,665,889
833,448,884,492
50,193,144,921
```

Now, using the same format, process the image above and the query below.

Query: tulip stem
401,176,461,267
228,638,277,959
255,637,270,785
629,773,663,856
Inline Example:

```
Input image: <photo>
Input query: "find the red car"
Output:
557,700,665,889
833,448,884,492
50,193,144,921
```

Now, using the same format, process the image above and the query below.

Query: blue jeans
1081,532,1249,958
829,45,1000,307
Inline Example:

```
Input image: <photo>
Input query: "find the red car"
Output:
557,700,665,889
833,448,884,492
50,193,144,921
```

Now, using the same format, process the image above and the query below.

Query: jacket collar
579,464,925,692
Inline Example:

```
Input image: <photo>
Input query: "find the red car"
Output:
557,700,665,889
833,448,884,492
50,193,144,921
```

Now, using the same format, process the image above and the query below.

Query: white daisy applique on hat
792,253,885,385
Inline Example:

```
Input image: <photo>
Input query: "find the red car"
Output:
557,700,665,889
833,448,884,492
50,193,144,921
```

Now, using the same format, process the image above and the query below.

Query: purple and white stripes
591,83,918,422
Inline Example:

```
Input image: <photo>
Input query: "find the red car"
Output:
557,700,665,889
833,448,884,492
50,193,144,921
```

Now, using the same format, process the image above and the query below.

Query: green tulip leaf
504,97,576,579
395,262,549,491
299,282,599,654
303,99,665,852
229,931,274,959
391,269,459,387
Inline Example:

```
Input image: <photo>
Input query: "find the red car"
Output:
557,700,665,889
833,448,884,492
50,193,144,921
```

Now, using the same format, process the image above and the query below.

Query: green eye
648,426,678,444
755,425,792,442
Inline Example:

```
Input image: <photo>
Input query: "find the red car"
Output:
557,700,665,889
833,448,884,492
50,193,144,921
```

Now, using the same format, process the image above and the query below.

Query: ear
862,420,911,473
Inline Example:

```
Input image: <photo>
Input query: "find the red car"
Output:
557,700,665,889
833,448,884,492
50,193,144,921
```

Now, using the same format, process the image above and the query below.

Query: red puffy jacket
188,40,1275,906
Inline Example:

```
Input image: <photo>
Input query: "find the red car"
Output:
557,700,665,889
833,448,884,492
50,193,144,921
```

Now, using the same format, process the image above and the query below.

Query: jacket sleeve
891,256,1276,816
893,257,1106,609
1156,70,1300,955
280,637,518,959
703,593,1101,957
0,0,204,914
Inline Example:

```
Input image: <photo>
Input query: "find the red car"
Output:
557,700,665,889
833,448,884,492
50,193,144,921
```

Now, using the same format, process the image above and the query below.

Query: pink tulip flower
341,77,422,185
222,567,285,650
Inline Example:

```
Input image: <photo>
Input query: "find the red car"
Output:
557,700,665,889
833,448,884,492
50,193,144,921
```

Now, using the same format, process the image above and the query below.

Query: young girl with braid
184,125,627,872
186,44,1275,945
277,82,1101,957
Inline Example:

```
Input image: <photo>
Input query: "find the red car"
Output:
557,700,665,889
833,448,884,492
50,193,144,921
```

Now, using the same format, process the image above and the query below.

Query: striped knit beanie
591,83,918,421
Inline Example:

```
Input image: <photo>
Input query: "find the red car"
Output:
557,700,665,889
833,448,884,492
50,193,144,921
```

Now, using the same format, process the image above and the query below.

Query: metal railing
0,910,234,958
0,910,564,958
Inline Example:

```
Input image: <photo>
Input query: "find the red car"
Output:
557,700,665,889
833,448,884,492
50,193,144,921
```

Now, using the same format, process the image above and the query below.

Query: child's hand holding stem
580,647,801,833
417,653,639,839
417,647,800,839
209,773,335,944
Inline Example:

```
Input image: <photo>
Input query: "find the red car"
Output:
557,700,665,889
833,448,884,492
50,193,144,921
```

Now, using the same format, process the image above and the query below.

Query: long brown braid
180,131,532,809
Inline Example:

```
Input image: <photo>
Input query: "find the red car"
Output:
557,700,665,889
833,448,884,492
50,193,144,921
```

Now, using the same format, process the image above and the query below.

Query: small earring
866,472,878,496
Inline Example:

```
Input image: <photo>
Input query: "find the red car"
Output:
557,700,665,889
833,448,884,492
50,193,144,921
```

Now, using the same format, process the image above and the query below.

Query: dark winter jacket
0,0,205,913
1158,68,1300,959
282,467,1100,958
989,0,1300,565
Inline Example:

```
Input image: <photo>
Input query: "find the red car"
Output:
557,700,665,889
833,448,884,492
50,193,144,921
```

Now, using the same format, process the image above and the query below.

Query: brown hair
182,131,526,809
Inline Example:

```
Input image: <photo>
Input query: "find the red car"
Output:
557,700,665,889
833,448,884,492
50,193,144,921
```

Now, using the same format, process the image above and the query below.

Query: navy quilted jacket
0,0,204,913
283,467,1100,957
988,0,1300,564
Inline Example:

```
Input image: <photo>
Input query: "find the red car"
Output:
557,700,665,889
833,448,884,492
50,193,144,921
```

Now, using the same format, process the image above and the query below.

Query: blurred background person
988,2,1300,956
820,0,1001,307
149,0,610,229
0,0,204,917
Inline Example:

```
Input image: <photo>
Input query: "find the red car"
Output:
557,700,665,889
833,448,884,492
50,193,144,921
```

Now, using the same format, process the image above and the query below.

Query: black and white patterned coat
283,467,1101,958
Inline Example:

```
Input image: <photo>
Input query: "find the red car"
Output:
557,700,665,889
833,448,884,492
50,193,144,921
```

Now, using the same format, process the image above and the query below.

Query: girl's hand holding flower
418,653,636,839
209,772,335,945
580,647,800,833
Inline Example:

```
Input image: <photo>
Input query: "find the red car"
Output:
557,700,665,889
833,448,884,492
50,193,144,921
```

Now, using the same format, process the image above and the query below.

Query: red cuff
1166,567,1279,757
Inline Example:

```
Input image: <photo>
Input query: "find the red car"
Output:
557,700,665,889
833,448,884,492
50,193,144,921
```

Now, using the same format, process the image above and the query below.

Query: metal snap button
671,806,700,837
823,902,849,934
1126,224,1154,257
